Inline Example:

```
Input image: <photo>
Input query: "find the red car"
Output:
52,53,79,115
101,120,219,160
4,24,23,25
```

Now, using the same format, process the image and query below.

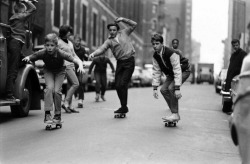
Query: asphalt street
0,84,241,164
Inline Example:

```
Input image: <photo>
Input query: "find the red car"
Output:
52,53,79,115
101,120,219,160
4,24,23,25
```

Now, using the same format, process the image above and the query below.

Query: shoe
53,114,62,123
163,113,180,122
44,114,53,124
62,104,71,113
95,94,100,102
114,106,128,114
69,108,79,113
78,102,83,108
101,95,106,101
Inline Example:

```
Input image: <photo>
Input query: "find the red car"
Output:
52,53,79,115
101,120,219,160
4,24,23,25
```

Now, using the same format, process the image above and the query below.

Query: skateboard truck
114,113,126,118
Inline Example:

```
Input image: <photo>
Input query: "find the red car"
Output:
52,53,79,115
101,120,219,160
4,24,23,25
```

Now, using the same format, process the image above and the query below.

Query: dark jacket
153,46,190,77
88,56,115,74
225,48,247,90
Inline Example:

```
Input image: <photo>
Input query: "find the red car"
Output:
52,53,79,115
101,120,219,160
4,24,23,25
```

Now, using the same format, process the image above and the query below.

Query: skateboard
163,120,177,127
114,113,126,118
78,103,83,108
45,121,63,130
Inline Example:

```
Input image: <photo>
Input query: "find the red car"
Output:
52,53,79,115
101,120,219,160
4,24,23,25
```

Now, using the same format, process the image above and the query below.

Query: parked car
214,69,228,94
131,66,143,87
220,74,239,113
229,54,250,164
140,69,153,87
107,67,115,89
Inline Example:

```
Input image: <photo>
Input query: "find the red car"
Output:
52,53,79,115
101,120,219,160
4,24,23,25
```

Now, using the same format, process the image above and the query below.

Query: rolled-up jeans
44,68,66,115
65,64,79,106
160,70,190,113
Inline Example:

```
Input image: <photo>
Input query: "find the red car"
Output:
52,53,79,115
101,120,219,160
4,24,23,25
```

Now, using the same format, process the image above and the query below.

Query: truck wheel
11,78,32,117
222,98,232,113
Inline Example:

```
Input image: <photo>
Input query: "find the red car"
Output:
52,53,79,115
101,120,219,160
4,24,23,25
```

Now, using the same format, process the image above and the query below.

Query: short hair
151,33,163,44
59,25,73,38
231,39,240,45
172,39,179,44
107,23,120,31
74,35,81,41
45,33,58,45
14,2,26,13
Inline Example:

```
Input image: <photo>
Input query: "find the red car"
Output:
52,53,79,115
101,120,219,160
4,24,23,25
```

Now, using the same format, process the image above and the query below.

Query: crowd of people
7,0,246,125
4,0,192,124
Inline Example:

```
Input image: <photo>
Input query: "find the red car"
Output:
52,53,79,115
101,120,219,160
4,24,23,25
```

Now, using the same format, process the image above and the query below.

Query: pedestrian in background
88,56,115,101
71,35,89,108
171,39,183,57
5,0,36,101
58,25,81,113
22,33,84,123
89,17,137,115
151,34,190,122
224,39,247,92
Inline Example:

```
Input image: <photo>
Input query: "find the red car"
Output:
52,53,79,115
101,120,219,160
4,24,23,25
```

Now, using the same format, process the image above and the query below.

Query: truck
196,63,214,84
0,0,41,117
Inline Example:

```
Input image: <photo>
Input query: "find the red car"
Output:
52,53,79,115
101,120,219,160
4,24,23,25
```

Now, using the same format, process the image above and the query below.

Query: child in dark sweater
22,33,85,123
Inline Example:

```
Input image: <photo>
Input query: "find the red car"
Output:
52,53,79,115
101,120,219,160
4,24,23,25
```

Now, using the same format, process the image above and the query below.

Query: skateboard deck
114,113,126,118
45,121,64,130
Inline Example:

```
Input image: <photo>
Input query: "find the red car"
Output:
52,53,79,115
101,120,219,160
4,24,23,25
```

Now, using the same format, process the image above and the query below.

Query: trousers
160,70,190,113
115,57,135,107
43,68,66,114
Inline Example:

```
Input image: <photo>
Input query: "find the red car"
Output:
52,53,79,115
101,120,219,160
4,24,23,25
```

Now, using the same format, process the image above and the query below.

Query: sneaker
62,104,71,113
44,114,53,124
101,95,106,101
95,94,100,102
163,113,180,122
53,114,62,123
69,108,79,113
114,106,128,113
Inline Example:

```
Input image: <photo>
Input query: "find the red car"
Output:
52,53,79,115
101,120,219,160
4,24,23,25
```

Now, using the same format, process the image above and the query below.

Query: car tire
11,78,32,117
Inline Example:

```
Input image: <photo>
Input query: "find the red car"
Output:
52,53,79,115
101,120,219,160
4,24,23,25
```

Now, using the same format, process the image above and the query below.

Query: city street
0,84,240,164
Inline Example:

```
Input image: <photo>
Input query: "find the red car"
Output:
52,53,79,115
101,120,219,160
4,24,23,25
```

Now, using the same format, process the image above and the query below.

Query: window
102,19,106,43
82,4,87,41
54,0,61,27
69,0,75,28
93,12,97,47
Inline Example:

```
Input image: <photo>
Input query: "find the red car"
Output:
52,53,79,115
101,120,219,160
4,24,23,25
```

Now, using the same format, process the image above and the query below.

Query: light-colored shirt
92,18,137,60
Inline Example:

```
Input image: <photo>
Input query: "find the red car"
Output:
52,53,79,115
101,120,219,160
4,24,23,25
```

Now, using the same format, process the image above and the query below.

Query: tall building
157,0,192,61
30,0,192,67
223,0,250,68
32,0,144,65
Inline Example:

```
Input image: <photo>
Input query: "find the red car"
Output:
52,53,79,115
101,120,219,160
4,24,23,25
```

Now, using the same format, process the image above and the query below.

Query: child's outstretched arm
73,58,85,74
22,56,31,63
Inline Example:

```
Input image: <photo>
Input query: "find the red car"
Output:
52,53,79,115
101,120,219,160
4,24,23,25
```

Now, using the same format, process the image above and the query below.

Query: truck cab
0,0,41,117
196,63,214,84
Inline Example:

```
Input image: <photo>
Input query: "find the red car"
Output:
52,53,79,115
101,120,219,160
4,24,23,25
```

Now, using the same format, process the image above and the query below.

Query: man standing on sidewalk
89,17,137,115
224,39,247,92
